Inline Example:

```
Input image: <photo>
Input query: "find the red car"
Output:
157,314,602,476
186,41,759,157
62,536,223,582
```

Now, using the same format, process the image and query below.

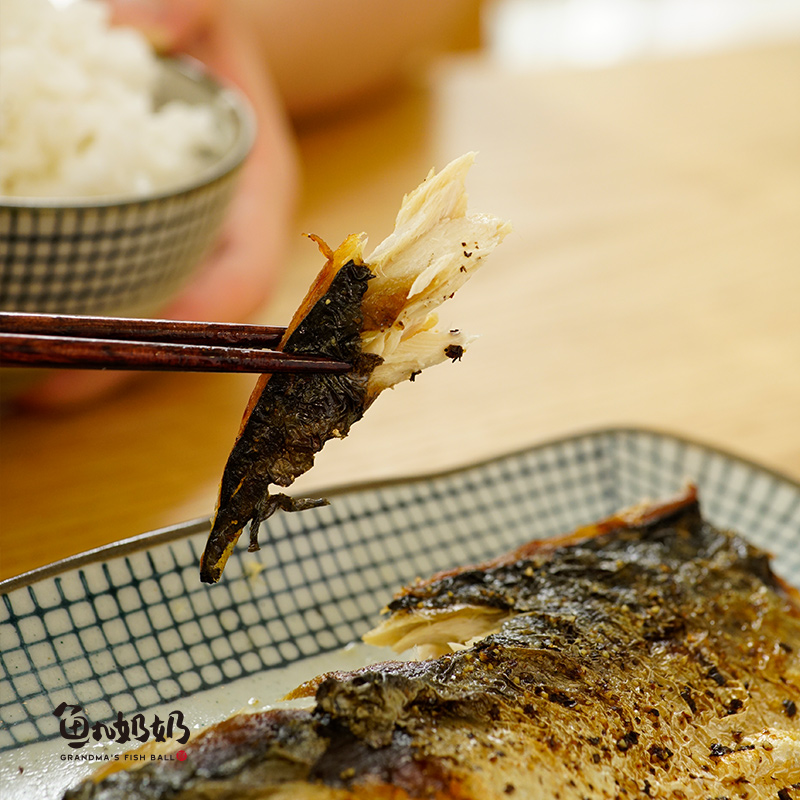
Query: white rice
0,0,223,198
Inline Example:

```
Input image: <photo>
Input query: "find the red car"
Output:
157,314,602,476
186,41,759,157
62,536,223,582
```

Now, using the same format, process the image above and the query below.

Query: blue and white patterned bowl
0,57,255,319
1,428,798,798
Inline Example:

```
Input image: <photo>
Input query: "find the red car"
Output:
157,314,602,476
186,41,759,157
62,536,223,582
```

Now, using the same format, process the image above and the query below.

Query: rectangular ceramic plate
2,427,799,799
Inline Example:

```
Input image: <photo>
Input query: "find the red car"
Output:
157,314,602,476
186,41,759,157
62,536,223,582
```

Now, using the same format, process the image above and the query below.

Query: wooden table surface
1,42,799,582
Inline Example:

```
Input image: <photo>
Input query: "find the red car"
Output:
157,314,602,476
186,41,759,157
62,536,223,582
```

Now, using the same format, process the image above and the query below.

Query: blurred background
486,0,800,67
1,0,799,580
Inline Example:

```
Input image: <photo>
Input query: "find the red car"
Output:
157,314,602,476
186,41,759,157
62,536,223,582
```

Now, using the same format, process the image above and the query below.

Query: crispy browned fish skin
201,155,511,584
66,490,800,799
200,258,380,584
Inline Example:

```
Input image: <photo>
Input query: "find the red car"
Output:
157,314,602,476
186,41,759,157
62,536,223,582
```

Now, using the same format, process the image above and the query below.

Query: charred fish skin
385,494,781,619
200,261,379,584
61,709,326,800
66,494,800,799
61,708,455,800
203,155,511,583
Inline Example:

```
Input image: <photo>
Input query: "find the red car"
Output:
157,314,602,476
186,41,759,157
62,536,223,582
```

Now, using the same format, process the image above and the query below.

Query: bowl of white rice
0,0,255,318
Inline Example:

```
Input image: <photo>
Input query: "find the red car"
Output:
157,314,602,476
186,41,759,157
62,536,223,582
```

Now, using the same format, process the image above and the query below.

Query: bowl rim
0,56,256,210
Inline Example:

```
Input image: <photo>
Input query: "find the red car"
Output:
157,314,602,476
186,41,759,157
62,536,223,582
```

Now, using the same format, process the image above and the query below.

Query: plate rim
2,423,798,594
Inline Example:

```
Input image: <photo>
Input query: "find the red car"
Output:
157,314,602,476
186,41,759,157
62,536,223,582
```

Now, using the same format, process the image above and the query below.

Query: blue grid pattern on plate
1,429,798,753
0,173,235,316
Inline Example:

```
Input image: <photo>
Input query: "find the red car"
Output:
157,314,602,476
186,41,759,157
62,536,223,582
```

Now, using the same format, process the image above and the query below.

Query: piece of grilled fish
65,487,800,799
200,153,511,583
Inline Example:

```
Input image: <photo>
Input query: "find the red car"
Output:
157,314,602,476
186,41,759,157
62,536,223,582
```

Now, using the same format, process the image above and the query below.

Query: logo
53,703,191,750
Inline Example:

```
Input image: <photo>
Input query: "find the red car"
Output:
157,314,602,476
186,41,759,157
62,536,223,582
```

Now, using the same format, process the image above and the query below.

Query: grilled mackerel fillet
66,487,800,799
201,153,511,583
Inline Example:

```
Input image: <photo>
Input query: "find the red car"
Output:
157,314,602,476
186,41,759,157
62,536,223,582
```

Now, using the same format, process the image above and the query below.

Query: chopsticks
0,312,351,374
